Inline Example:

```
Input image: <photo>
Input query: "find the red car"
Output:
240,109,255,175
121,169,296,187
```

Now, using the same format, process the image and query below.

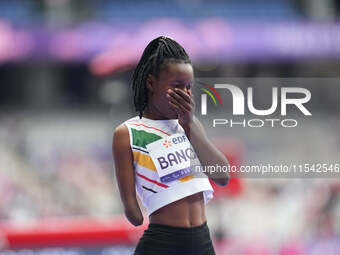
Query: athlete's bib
146,134,200,183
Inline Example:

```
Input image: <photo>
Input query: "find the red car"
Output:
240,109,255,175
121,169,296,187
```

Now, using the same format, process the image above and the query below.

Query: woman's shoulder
115,116,139,129
113,119,137,149
121,116,140,126
114,116,137,135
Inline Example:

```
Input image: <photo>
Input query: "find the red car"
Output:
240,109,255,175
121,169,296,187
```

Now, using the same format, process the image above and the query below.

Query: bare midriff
149,191,206,227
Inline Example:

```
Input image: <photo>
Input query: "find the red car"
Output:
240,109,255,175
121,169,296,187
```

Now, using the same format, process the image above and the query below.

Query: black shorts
133,221,216,255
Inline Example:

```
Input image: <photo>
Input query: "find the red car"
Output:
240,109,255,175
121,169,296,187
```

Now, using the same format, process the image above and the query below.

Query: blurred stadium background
0,0,340,254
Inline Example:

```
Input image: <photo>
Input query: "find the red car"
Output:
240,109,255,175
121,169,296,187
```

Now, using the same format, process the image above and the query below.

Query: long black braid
131,36,191,119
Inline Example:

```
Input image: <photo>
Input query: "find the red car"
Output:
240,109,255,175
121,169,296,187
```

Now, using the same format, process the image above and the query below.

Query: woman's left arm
167,88,230,186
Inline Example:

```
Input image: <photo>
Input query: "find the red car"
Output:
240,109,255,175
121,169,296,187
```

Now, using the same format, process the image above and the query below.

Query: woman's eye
172,83,191,89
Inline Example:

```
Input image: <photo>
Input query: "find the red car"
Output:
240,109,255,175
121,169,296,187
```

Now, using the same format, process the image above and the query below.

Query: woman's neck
142,107,170,120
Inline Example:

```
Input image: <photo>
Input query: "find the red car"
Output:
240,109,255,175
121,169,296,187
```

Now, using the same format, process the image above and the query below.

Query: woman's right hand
125,205,144,226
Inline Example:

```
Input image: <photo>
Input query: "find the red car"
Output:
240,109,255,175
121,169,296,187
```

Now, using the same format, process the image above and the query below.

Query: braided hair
131,36,191,119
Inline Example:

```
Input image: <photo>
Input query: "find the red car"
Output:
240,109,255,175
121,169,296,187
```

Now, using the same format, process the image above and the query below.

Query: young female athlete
112,36,230,255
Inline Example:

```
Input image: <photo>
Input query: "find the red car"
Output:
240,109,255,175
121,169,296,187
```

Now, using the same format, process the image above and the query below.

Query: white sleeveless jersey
121,116,214,216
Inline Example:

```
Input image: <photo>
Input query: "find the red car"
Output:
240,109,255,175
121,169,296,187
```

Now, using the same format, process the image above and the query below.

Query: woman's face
146,62,194,119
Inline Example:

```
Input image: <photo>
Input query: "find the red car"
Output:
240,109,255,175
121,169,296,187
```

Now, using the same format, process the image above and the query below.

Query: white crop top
122,115,214,216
